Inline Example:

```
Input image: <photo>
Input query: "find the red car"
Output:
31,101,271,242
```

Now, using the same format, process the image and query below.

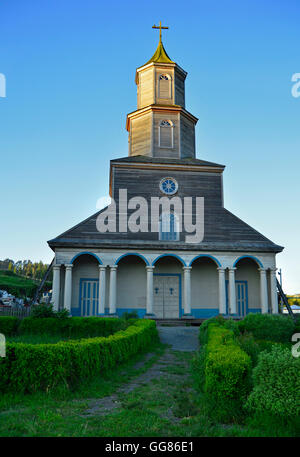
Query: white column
183,266,192,316
228,267,237,314
217,268,227,314
51,265,61,311
146,266,155,315
98,266,106,315
270,268,278,314
109,265,118,315
64,264,73,313
259,268,269,314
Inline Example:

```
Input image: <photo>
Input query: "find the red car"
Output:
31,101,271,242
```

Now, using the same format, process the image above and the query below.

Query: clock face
159,177,178,195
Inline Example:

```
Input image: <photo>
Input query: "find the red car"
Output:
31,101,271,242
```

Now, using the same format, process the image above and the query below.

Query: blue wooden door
225,280,248,316
236,282,247,317
80,279,99,316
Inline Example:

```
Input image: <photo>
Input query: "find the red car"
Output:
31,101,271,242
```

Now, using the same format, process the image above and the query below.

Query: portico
50,250,280,319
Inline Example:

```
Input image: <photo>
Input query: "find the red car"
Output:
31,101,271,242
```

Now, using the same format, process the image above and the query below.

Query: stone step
154,318,203,326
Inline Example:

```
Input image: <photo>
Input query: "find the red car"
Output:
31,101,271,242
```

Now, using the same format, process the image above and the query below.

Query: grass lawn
0,342,294,437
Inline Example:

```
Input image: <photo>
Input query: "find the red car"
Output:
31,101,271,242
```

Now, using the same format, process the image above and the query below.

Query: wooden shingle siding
139,69,154,108
128,60,195,160
48,158,283,253
175,71,185,108
111,167,223,242
131,113,152,156
180,116,195,158
128,109,197,160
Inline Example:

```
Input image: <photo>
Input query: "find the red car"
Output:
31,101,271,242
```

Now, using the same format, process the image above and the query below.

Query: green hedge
196,314,299,427
237,333,290,366
238,313,295,343
198,315,230,345
198,317,216,345
0,319,158,393
201,323,252,421
0,316,130,339
0,317,19,336
18,317,128,338
246,345,300,418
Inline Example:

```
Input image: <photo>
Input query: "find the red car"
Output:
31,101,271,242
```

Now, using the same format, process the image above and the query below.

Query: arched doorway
190,256,219,318
152,255,184,318
116,254,147,317
234,257,261,315
72,253,101,316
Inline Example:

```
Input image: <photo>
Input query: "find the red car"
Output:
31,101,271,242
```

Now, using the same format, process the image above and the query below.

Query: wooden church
48,25,283,320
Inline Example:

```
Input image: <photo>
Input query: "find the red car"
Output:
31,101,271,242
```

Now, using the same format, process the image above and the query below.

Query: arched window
159,212,179,241
159,74,171,99
159,120,173,148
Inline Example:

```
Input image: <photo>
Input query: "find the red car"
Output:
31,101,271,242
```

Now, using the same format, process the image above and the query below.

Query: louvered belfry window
159,74,171,99
159,120,173,148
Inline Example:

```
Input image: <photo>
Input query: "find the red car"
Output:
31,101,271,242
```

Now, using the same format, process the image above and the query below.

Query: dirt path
81,348,194,418
79,326,199,419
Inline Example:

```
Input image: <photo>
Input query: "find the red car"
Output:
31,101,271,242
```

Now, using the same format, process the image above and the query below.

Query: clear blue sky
0,0,299,293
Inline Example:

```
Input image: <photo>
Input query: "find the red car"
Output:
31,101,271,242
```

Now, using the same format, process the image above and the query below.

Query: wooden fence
0,307,31,318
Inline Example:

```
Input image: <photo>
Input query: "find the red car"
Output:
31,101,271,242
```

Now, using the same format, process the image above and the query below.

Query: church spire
144,21,174,65
128,24,198,159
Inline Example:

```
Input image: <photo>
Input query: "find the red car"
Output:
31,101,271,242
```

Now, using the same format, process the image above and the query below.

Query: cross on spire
152,21,169,43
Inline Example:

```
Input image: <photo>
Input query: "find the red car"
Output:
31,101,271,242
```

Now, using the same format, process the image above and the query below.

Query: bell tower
126,23,198,159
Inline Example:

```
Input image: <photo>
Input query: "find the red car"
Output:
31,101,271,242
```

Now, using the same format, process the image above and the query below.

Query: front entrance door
80,279,98,316
153,275,180,318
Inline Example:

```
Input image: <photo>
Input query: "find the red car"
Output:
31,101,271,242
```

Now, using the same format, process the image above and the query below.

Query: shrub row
197,314,299,428
0,316,129,338
238,313,295,343
237,332,291,366
201,323,252,421
0,319,158,393
200,313,297,346
18,317,129,338
198,315,239,346
246,345,300,418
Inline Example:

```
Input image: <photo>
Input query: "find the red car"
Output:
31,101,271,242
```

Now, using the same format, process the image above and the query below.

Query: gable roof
48,205,283,253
